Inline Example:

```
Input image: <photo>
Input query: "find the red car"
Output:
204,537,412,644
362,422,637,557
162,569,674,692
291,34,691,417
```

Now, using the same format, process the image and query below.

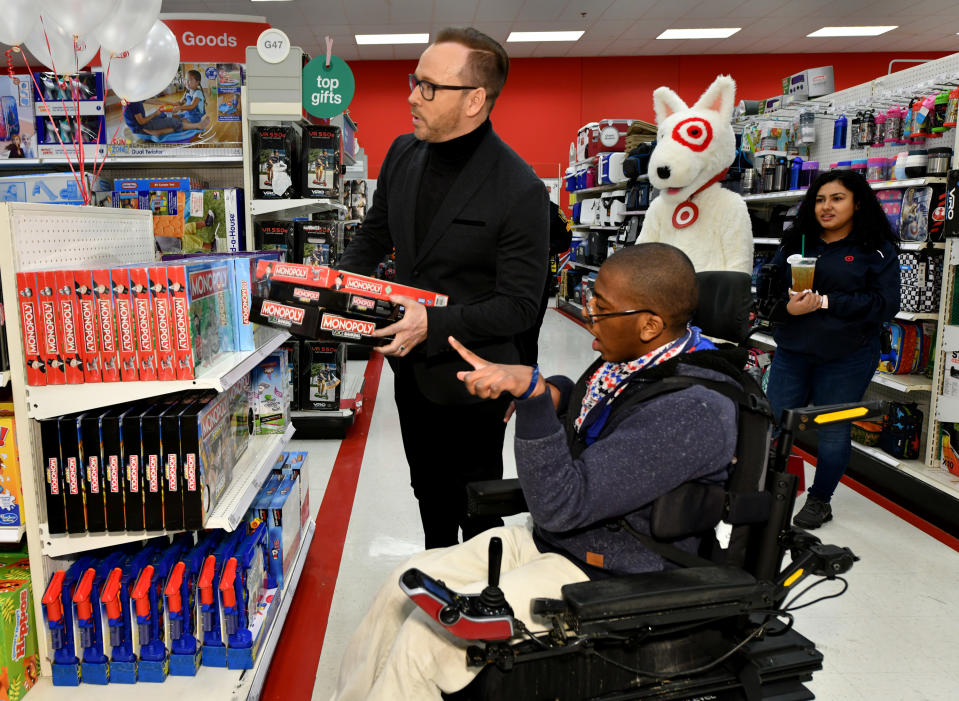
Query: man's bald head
602,243,698,332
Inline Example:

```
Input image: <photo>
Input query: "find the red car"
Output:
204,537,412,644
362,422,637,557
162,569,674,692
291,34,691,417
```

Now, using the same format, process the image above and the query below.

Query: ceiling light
807,26,897,37
657,28,741,40
355,33,430,45
506,31,585,42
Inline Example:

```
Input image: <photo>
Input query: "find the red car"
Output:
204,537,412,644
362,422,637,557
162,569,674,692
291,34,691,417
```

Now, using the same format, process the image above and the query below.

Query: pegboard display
7,205,153,272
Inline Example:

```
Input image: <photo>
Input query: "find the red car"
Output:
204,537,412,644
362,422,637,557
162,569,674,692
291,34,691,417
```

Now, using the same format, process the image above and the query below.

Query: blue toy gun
42,556,94,672
198,527,246,666
131,537,189,665
220,523,267,651
167,531,222,656
73,551,127,684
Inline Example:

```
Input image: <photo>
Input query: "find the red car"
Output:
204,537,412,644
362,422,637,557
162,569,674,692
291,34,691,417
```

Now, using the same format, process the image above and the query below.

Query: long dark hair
782,170,898,253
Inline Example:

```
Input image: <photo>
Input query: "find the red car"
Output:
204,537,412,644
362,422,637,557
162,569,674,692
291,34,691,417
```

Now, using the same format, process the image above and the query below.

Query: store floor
273,308,959,700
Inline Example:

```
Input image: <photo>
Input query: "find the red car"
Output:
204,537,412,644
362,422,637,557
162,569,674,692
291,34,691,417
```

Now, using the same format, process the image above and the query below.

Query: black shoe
793,496,833,529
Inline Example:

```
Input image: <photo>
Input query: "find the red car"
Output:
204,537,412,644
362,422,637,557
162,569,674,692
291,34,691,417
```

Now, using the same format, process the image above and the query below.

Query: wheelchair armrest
560,566,775,635
466,479,529,517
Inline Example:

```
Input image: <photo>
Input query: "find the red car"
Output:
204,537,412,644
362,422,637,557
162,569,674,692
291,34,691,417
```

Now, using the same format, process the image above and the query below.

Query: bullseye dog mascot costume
638,75,752,273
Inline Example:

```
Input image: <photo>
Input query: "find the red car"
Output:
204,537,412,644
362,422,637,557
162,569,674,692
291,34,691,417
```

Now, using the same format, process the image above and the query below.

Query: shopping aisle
305,308,959,700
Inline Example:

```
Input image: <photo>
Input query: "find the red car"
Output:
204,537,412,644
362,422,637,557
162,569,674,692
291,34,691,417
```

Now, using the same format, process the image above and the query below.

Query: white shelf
0,370,8,387
0,525,23,543
754,237,781,245
751,331,777,347
25,329,290,421
40,424,295,558
570,181,628,196
872,373,932,394
900,241,945,251
571,224,619,231
742,189,806,203
26,520,316,701
872,177,947,190
852,442,926,474
897,461,959,501
896,311,939,321
623,209,646,216
569,261,600,271
250,198,347,216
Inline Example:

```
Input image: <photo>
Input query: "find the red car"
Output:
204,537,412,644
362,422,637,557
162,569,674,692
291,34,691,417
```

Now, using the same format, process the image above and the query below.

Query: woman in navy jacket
766,170,900,529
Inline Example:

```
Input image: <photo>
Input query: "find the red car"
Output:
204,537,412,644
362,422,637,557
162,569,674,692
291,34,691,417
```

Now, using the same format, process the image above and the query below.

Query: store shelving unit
24,328,289,420
0,525,24,543
24,519,316,701
39,423,295,557
0,203,305,679
741,176,947,205
291,358,367,439
0,370,8,387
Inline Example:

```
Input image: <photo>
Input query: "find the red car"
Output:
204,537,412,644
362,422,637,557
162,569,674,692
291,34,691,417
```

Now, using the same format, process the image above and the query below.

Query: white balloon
97,0,161,55
104,21,180,103
24,17,99,73
0,0,39,47
38,0,118,38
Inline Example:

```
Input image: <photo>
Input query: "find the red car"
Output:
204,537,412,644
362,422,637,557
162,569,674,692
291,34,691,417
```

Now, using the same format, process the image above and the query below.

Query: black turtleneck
414,119,492,250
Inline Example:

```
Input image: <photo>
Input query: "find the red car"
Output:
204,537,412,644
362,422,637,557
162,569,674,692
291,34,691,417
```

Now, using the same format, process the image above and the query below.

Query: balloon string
91,55,117,186
21,51,86,201
5,48,17,81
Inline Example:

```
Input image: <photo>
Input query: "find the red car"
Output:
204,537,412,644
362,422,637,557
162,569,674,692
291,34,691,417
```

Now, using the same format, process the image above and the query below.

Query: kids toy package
107,63,244,158
0,75,35,160
251,351,290,435
300,342,346,411
0,415,24,527
254,220,296,261
0,563,39,697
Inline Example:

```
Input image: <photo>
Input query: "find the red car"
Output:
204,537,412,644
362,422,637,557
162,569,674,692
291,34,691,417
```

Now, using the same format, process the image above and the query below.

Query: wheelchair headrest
692,271,753,345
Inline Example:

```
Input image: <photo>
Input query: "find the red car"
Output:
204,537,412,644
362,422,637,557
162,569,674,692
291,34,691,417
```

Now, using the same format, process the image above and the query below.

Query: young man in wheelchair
331,243,758,700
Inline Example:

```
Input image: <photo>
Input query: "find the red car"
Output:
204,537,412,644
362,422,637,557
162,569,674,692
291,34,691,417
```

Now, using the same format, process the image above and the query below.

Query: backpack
879,402,923,459
879,321,922,374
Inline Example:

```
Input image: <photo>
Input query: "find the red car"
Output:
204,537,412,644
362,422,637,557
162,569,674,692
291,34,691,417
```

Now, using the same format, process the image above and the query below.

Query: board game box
253,260,449,307
148,265,176,381
91,268,120,382
110,268,139,382
36,271,67,385
254,220,295,261
77,411,107,532
300,125,342,199
0,414,24,528
53,270,84,384
250,351,289,434
74,269,102,383
15,272,45,386
128,266,159,381
39,418,66,534
58,413,85,533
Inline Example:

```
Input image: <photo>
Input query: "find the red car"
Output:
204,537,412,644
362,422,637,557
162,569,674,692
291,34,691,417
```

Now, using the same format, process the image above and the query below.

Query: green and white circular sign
302,55,355,118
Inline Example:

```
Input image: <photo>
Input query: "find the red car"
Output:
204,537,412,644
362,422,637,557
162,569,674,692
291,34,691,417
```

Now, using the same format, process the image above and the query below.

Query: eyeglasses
582,290,658,325
408,74,478,101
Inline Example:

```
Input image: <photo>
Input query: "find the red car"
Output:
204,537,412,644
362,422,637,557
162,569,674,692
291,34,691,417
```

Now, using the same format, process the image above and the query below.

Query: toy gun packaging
130,535,192,681
165,530,222,675
198,527,247,667
220,522,269,669
73,550,128,684
282,451,311,533
43,556,94,686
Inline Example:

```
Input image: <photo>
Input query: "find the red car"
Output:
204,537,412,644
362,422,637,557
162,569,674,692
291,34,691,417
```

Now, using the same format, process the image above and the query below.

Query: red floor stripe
261,353,386,700
554,304,588,329
791,445,959,553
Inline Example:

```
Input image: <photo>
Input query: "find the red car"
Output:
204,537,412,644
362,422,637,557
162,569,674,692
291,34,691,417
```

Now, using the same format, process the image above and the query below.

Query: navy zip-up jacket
769,235,900,361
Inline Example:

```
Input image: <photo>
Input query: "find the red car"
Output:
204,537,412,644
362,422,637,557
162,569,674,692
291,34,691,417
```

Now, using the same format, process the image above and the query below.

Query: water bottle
833,114,848,149
789,157,803,190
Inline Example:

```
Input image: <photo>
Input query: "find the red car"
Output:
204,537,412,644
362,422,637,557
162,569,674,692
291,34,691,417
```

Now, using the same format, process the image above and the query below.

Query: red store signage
160,15,271,63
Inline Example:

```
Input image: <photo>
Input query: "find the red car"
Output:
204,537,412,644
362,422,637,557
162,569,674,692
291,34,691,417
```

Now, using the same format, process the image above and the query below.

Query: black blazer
337,127,549,404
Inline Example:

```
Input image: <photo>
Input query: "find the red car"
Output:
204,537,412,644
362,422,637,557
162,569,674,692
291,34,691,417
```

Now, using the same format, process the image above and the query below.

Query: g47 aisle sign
302,55,356,118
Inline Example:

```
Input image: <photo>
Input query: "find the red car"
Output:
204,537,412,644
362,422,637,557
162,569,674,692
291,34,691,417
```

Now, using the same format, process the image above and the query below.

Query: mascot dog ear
653,87,687,125
692,75,737,123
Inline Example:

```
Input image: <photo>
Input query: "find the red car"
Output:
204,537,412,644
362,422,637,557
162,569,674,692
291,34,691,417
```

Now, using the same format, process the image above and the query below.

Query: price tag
257,28,291,64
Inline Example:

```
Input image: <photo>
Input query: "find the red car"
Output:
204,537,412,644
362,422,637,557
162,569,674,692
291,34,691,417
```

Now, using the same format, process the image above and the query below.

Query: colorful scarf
575,325,711,432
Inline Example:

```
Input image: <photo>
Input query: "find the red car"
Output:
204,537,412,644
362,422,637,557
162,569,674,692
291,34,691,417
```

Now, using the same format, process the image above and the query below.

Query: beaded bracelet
519,365,540,400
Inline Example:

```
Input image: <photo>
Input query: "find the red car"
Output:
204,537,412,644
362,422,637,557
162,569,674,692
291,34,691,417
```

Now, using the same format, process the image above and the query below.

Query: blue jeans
766,338,879,502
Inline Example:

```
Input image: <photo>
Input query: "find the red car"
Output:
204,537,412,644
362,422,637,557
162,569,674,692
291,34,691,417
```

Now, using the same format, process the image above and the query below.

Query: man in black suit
336,27,549,548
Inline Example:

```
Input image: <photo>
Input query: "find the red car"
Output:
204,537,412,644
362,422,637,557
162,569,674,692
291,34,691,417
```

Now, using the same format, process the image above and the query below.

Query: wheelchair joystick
479,537,507,610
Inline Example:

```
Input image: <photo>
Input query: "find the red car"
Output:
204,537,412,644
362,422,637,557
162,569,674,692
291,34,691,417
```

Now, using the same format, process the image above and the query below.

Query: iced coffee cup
790,257,817,293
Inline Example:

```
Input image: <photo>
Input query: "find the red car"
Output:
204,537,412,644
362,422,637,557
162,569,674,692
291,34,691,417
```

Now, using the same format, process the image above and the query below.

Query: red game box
15,272,45,386
254,260,449,307
36,271,67,385
54,270,85,384
74,270,102,383
148,266,176,381
111,268,139,382
128,266,158,381
165,264,194,380
92,268,120,382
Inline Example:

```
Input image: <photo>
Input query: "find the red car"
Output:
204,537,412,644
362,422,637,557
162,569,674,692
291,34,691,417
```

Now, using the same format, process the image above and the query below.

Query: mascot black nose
657,166,671,179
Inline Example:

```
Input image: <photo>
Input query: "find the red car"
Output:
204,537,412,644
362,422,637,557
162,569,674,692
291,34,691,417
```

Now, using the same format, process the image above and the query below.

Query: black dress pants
393,365,510,549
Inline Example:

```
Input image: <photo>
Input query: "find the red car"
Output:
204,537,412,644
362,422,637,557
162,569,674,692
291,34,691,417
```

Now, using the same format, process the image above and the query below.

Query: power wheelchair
403,271,882,700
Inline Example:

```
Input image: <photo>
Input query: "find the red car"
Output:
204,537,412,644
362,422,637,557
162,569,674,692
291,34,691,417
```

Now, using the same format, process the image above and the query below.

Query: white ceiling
157,0,959,60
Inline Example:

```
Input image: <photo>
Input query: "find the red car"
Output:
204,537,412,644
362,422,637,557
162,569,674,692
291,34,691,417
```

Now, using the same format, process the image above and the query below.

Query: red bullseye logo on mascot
672,118,713,152
672,202,699,229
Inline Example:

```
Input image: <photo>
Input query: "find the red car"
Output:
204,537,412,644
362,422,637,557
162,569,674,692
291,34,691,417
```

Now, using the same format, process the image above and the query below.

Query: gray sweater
513,362,738,576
